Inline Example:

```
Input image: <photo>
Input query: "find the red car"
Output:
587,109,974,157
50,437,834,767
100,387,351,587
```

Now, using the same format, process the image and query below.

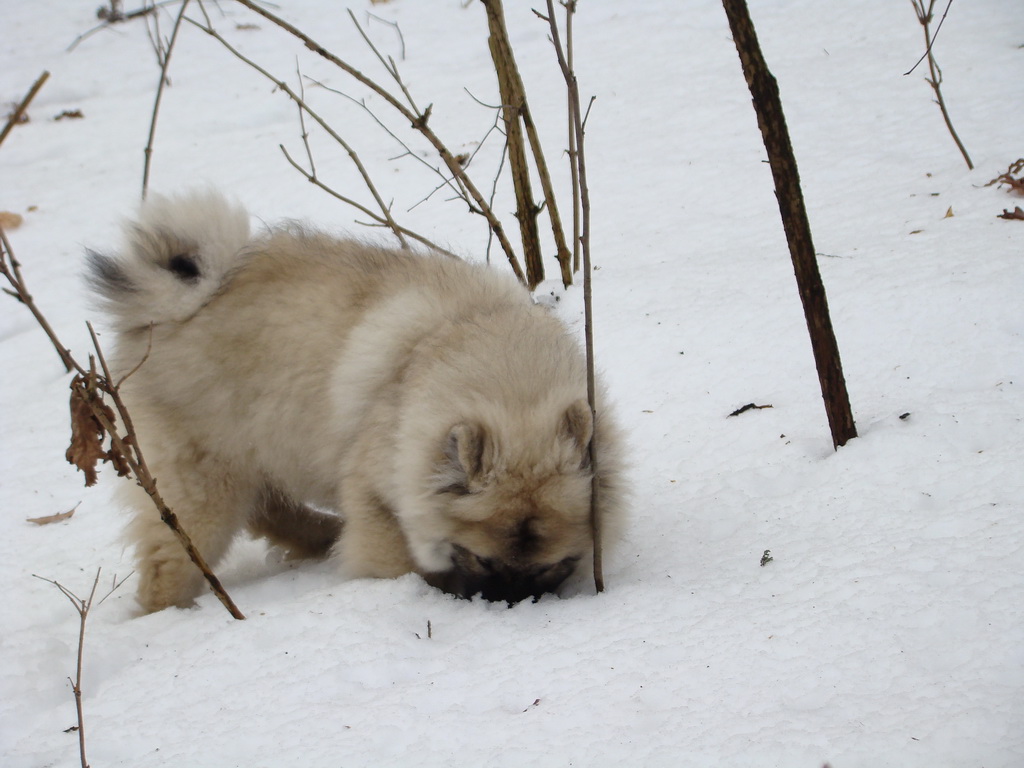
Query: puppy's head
417,400,595,604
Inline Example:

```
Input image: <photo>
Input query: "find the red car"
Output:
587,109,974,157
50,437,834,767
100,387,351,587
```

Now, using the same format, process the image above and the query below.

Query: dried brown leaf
0,211,23,229
66,377,107,486
65,374,128,486
985,159,1024,195
728,403,774,418
997,206,1024,221
27,503,79,526
108,433,132,477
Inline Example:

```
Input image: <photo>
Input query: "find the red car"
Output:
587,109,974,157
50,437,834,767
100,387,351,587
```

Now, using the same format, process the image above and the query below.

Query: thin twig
564,6,581,273
721,0,858,450
482,0,543,287
115,324,154,388
185,15,411,250
279,144,458,257
295,59,316,178
0,223,80,373
33,568,118,768
484,135,510,266
348,9,419,114
0,70,50,149
366,12,406,61
483,0,573,287
85,322,246,619
228,0,526,282
545,0,602,592
307,77,475,212
67,2,163,52
903,0,954,75
143,0,165,69
907,0,972,170
1,226,244,619
142,0,192,200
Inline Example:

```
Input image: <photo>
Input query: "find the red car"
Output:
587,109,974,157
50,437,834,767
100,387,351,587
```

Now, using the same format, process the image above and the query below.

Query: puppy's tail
87,190,251,330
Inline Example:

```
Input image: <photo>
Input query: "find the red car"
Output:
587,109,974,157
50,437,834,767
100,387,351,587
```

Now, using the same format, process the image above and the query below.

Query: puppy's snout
426,546,580,604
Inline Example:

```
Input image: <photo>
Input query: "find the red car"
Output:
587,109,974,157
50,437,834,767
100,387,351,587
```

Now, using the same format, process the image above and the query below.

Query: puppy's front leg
334,478,416,581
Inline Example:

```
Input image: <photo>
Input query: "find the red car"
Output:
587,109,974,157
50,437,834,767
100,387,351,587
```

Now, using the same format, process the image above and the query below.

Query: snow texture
1,1,1022,766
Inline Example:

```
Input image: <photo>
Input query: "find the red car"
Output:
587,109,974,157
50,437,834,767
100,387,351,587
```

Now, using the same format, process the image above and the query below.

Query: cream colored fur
90,191,624,611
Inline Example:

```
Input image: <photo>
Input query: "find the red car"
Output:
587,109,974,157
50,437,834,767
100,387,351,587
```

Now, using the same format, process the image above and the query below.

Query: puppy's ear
436,422,486,494
561,399,594,468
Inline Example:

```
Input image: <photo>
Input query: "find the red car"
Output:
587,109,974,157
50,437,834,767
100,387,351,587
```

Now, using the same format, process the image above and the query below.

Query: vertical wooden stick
545,0,602,592
482,0,544,287
721,0,857,449
0,70,49,149
908,0,973,170
142,0,191,200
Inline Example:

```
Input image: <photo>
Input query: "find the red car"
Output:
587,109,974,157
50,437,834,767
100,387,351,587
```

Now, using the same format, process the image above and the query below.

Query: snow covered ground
2,1,1022,766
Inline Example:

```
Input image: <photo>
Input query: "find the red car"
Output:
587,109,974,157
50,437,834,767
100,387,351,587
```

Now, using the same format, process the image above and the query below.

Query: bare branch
2,227,244,619
185,15,412,250
484,135,510,266
0,70,49,149
98,570,135,605
85,322,246,618
144,0,166,69
904,0,954,75
305,77,475,211
545,0,602,592
721,0,858,449
33,568,116,768
67,2,162,52
279,144,459,257
227,0,526,283
142,0,192,200
115,324,154,388
564,6,580,273
483,0,573,287
347,9,419,114
482,0,543,287
295,59,317,178
906,0,973,170
367,12,407,61
0,223,80,374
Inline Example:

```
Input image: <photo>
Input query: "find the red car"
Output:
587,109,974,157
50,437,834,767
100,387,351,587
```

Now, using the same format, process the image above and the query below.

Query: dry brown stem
0,228,245,619
348,9,419,113
279,144,459,257
0,223,78,373
227,0,527,283
564,6,581,274
483,0,573,288
907,0,973,170
142,0,191,200
722,0,857,450
309,76,488,216
483,0,544,287
33,568,131,768
186,14,474,258
985,158,1024,195
67,2,161,52
0,70,50,149
278,146,454,259
85,322,246,619
544,0,602,593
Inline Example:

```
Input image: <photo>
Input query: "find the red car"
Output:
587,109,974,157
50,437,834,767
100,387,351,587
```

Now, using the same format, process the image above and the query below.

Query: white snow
1,1,1022,766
